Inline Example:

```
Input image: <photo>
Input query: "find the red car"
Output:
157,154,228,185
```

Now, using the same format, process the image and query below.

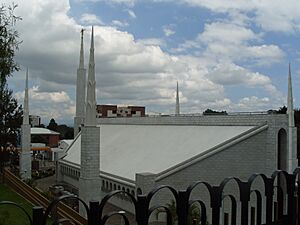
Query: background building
97,105,145,118
29,115,41,127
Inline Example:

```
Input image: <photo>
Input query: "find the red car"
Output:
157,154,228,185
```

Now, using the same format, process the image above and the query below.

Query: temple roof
62,124,259,181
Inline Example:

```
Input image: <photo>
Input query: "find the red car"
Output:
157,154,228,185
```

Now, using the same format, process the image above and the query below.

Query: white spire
79,28,85,69
23,68,29,125
85,26,96,126
175,81,180,115
287,63,294,127
74,29,87,136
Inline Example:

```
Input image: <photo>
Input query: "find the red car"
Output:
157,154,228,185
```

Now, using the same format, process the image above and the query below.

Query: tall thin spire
287,63,297,173
287,63,294,127
74,28,87,136
85,26,96,126
175,81,180,115
79,29,85,69
23,68,29,125
79,26,101,216
20,68,31,180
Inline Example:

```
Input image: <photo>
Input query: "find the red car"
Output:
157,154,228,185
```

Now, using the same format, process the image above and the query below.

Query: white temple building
56,28,298,217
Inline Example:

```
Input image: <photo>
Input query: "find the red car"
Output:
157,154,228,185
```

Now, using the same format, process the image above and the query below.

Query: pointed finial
175,81,180,115
85,26,96,126
23,68,29,125
287,63,294,127
79,28,85,69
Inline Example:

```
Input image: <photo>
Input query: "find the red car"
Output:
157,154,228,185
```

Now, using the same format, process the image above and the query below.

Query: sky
4,0,300,126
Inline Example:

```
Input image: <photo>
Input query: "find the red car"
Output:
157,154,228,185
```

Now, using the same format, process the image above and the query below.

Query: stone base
79,177,102,217
20,152,31,180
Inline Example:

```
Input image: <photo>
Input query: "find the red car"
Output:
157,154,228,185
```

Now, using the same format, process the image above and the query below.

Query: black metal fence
1,168,300,225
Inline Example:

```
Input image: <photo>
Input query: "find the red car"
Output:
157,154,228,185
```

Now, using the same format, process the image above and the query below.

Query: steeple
79,26,101,216
85,26,96,126
286,63,297,173
20,69,31,180
23,68,29,125
74,29,87,136
79,29,85,69
175,81,180,115
287,63,294,127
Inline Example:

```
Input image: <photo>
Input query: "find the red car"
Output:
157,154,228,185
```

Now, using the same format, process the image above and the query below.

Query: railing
1,168,299,225
2,167,87,225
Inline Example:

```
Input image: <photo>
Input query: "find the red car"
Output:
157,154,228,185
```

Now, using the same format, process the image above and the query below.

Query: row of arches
101,179,136,200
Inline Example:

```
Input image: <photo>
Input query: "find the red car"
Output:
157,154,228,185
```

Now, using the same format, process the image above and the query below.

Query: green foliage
203,109,228,115
155,200,202,225
47,118,58,131
0,3,21,85
47,119,74,139
0,84,23,147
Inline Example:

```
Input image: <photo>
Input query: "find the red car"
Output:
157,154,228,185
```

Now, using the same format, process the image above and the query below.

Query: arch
189,199,207,225
99,190,137,220
43,195,89,225
137,187,142,195
146,185,178,206
102,211,130,225
277,128,288,171
148,205,173,225
221,194,237,225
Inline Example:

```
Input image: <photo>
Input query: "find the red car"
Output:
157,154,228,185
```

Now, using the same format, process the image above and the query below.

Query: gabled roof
62,124,259,181
31,127,60,135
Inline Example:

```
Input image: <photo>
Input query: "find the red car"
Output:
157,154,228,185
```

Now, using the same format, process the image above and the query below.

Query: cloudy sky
5,0,300,125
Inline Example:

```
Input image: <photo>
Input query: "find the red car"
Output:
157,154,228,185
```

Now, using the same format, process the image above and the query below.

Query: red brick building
96,105,145,118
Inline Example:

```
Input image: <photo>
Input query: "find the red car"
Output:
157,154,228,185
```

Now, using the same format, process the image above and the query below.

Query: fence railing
1,168,299,225
2,167,87,225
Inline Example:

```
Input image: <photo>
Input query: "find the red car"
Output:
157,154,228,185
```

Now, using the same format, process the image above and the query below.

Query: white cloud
180,0,300,33
80,13,103,25
127,9,136,18
111,20,129,27
163,27,175,37
137,38,166,47
5,0,288,124
175,22,284,66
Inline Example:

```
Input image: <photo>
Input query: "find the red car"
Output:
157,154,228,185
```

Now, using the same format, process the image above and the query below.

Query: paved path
35,174,56,192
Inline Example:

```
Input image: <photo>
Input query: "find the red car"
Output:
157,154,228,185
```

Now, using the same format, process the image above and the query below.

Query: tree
0,84,23,147
0,4,22,148
47,118,58,131
203,109,228,115
0,3,22,84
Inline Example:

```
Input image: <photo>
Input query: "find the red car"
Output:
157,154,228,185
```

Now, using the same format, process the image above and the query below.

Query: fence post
136,195,148,225
239,182,250,225
89,201,100,225
32,206,44,225
211,186,221,225
177,191,188,225
286,174,296,225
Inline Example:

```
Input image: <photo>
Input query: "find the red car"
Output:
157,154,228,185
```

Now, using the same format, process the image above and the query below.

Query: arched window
278,128,288,170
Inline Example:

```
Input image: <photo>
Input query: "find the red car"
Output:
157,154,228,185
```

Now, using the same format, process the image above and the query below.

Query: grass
0,183,53,225
0,183,34,225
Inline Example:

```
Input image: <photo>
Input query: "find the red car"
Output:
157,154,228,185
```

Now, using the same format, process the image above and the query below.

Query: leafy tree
47,118,58,131
203,109,228,115
0,3,22,84
0,84,23,147
0,3,22,148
